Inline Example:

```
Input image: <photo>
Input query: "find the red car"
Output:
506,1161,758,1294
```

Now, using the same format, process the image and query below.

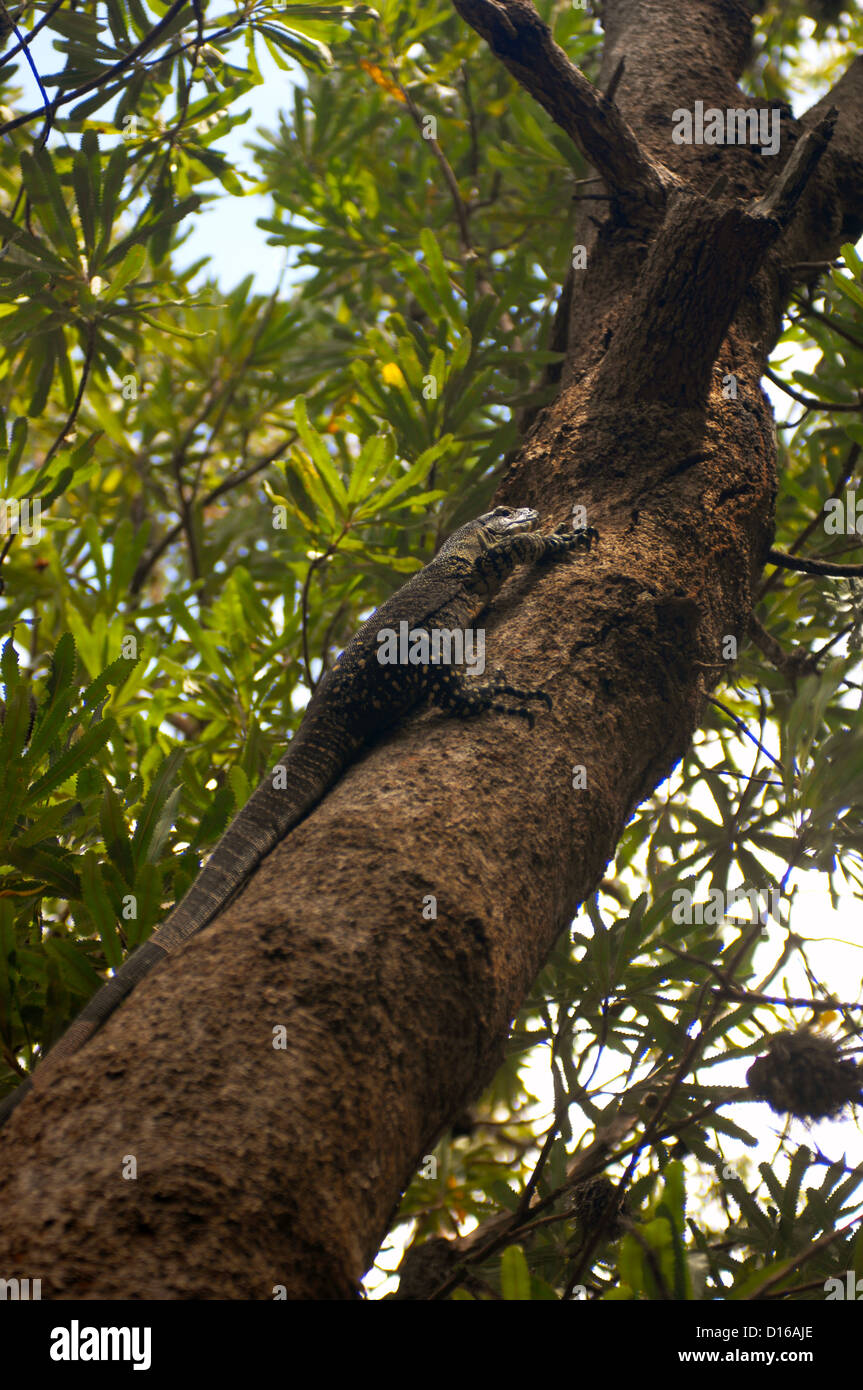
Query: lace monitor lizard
0,505,596,1128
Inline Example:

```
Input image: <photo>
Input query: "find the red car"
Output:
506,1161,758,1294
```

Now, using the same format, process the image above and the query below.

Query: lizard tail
0,717,354,1127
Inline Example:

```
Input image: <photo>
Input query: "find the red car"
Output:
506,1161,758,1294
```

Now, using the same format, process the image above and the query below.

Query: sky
8,28,292,289
172,45,294,291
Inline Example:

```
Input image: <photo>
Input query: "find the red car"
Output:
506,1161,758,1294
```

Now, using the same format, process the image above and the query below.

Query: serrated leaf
102,195,200,271
27,719,117,803
100,783,134,884
131,748,185,866
228,764,252,810
193,785,235,849
82,654,139,714
72,147,97,254
28,636,77,763
0,209,71,274
79,853,123,968
43,936,103,994
20,150,79,257
5,844,81,899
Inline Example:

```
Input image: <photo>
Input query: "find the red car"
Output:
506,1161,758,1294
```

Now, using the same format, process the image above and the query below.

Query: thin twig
451,0,669,225
710,697,784,772
759,443,860,601
764,366,861,413
790,297,863,353
41,324,96,469
0,0,65,69
384,52,519,342
567,923,766,1293
750,1221,856,1301
0,0,191,138
747,611,820,678
129,435,296,596
767,547,863,577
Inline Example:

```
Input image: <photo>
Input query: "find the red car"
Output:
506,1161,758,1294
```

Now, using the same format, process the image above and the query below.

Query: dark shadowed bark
0,0,861,1298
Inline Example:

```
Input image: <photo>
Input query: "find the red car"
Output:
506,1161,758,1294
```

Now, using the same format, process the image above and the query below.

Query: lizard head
480,505,539,535
474,506,540,553
439,506,539,560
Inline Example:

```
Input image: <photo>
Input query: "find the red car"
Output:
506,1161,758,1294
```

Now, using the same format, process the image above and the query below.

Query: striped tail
0,717,353,1127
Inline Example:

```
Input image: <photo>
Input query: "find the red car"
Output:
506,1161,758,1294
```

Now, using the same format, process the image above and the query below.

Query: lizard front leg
469,522,597,597
428,520,597,725
427,665,553,729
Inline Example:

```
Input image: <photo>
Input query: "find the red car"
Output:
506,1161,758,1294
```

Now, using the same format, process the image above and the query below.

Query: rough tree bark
0,0,861,1299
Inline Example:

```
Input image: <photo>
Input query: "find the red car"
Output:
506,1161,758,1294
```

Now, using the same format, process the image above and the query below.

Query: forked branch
451,0,671,227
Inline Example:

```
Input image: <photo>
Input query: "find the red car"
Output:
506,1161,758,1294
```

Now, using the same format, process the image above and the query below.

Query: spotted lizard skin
0,506,596,1126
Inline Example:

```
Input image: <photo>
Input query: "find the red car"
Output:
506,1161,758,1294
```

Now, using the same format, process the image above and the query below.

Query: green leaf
20,150,79,257
94,143,128,261
100,783,135,885
79,853,123,969
841,241,863,279
419,229,455,311
228,764,252,811
0,210,70,274
28,719,117,803
28,635,78,763
102,195,201,271
294,395,348,514
101,243,147,302
72,146,97,255
255,21,332,70
0,706,33,845
357,451,437,516
791,370,857,405
43,937,103,995
26,336,57,418
500,1245,531,1300
131,749,185,866
82,655,140,715
831,268,863,310
5,844,81,899
1,417,29,489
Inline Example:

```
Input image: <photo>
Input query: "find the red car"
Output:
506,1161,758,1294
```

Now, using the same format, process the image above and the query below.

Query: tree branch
764,365,862,414
595,112,837,407
129,435,295,597
450,0,670,227
751,109,838,226
800,54,863,239
747,612,820,680
767,547,863,578
758,443,860,601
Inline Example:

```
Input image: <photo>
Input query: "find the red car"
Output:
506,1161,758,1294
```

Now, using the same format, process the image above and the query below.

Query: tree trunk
0,0,860,1299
